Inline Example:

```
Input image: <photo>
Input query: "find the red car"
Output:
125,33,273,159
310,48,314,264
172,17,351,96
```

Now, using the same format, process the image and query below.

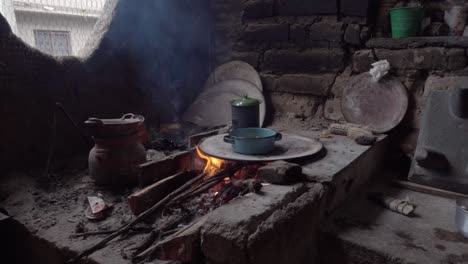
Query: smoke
103,0,213,123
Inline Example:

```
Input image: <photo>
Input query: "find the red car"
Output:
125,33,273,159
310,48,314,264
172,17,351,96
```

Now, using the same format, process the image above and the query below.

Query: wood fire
195,147,263,206
196,147,227,176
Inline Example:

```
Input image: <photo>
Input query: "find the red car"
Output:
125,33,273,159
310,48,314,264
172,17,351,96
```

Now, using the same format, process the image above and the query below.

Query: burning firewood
170,169,229,203
128,170,200,215
73,150,266,262
72,172,208,261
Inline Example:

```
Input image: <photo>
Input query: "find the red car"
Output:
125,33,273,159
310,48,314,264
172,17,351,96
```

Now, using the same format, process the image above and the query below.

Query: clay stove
0,129,388,264
124,129,389,264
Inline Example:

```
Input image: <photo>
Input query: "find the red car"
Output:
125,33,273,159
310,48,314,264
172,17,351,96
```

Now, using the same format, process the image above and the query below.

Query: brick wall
210,0,468,155
209,0,371,120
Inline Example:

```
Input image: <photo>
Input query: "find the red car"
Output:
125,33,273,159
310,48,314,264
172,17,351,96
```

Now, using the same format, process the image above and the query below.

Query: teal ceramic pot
223,128,282,155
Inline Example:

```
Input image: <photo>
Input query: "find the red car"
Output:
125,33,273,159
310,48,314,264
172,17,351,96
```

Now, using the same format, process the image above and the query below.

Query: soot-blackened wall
0,0,212,173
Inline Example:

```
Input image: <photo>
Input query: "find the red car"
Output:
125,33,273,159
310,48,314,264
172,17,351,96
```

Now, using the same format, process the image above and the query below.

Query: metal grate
0,0,107,57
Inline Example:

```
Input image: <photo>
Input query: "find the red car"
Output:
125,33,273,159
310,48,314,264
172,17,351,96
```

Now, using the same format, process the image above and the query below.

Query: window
34,30,71,57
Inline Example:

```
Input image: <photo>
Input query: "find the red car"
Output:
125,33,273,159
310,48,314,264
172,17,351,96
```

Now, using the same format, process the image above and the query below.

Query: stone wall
210,0,468,155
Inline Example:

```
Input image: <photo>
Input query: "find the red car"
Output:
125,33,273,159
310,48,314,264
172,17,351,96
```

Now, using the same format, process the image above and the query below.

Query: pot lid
231,96,260,107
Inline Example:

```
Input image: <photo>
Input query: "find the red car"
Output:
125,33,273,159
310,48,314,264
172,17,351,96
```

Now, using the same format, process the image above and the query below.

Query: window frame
33,29,72,57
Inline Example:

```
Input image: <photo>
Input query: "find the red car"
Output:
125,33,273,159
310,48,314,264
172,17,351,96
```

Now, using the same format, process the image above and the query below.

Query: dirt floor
0,158,175,264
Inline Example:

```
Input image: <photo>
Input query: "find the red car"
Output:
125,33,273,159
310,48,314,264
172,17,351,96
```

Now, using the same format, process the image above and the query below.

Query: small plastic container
390,7,424,38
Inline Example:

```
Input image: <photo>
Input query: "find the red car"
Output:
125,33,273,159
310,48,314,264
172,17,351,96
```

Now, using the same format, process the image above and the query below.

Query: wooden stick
392,180,468,200
171,170,228,203
175,179,223,202
130,213,189,257
130,231,158,256
135,216,207,262
73,172,207,260
128,170,199,215
71,227,153,238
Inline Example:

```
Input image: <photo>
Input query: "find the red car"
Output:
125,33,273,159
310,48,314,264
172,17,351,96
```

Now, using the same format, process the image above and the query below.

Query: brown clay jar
89,134,146,186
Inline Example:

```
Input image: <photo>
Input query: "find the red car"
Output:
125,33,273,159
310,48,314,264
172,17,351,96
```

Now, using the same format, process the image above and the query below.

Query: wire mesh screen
0,0,107,57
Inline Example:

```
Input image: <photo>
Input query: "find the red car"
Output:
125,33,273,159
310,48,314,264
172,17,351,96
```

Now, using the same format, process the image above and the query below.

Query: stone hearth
0,129,388,264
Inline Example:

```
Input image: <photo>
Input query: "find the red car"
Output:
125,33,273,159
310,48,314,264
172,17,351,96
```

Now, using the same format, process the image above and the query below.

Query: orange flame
196,147,226,176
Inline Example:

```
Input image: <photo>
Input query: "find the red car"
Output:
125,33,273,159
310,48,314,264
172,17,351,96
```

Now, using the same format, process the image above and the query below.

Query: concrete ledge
201,129,389,264
367,37,468,49
201,183,310,264
320,183,468,264
247,184,325,264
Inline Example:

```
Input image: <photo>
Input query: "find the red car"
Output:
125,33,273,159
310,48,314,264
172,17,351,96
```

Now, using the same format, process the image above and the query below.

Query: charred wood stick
130,231,158,260
161,228,179,236
135,215,208,262
131,213,189,258
171,169,228,202
174,174,224,201
72,172,207,261
71,227,153,238
128,170,200,215
173,179,223,203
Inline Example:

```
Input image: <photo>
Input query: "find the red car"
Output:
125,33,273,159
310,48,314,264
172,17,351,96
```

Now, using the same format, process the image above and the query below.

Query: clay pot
89,134,146,186
85,114,143,138
132,114,148,144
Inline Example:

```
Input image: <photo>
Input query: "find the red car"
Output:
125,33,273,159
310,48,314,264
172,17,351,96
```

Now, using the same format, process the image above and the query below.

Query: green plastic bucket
390,7,424,38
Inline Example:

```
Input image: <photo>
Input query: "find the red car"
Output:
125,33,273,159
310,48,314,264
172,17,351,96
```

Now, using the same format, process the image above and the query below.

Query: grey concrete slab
268,127,389,213
321,182,468,264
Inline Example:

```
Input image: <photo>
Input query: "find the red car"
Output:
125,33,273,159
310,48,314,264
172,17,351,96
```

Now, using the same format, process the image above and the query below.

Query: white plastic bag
369,60,390,82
